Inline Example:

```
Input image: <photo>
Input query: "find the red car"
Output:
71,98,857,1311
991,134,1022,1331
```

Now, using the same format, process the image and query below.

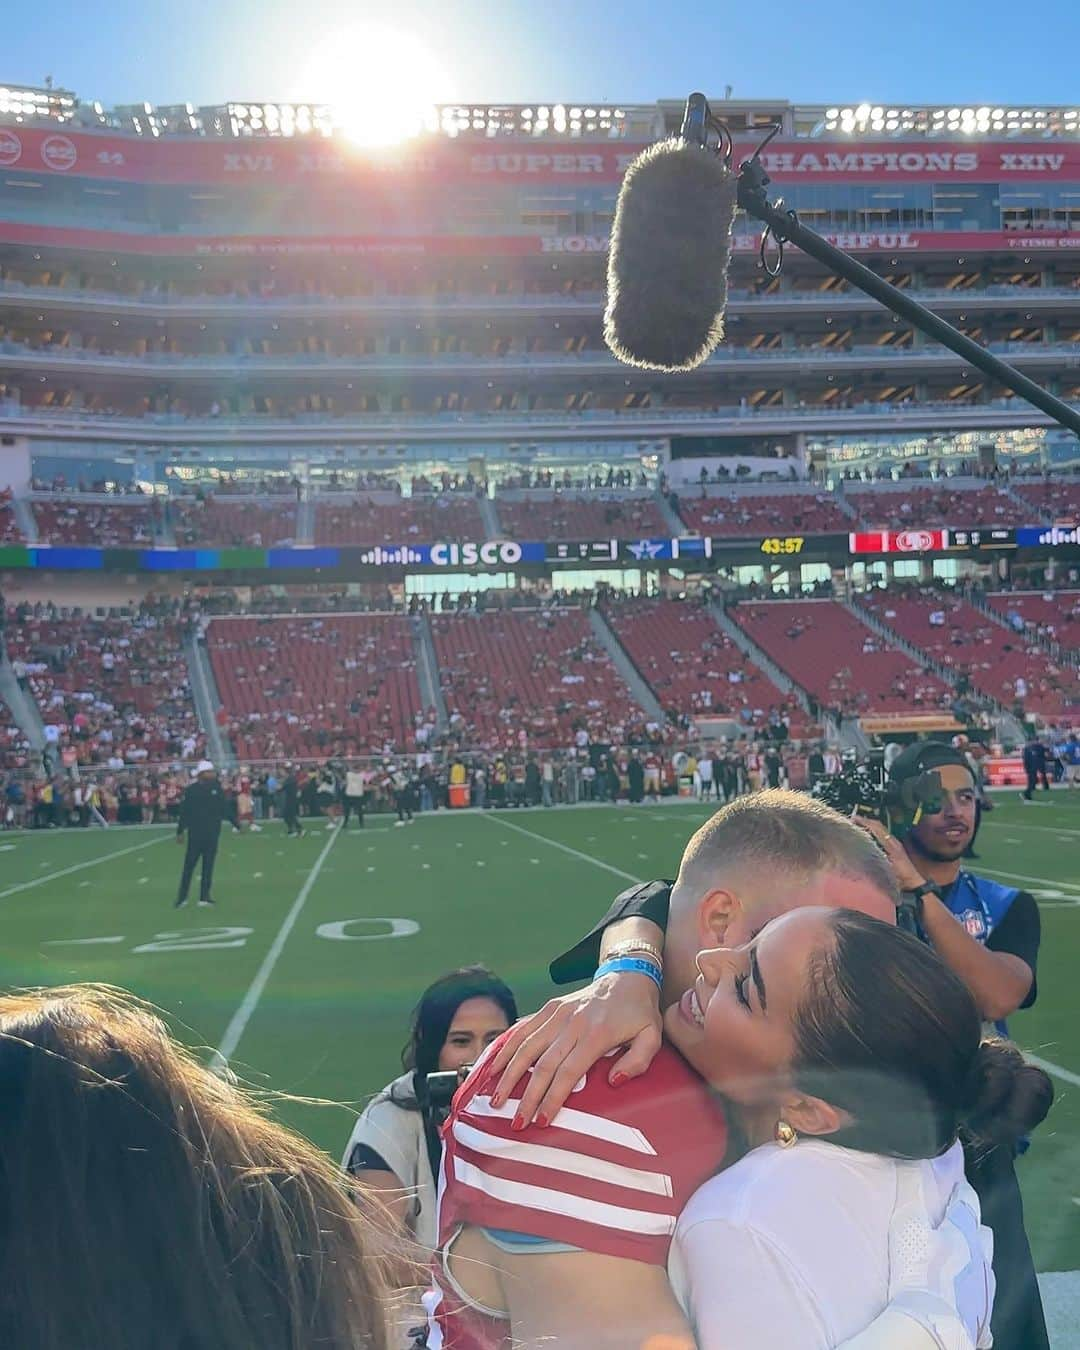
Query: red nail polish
610,1072,628,1088
535,1113,549,1129
511,1114,526,1131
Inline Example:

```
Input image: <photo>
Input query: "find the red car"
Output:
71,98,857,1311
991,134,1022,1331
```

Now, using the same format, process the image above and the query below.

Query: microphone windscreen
604,139,737,372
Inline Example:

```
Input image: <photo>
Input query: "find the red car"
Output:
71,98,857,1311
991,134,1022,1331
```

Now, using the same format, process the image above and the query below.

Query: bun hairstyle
961,1038,1055,1151
792,911,1053,1159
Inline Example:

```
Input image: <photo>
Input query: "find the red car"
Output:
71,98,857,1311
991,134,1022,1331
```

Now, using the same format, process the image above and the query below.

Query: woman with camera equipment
342,965,517,1266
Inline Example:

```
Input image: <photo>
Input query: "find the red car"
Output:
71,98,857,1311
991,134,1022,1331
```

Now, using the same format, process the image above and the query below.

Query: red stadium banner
984,756,1027,787
1,125,1080,185
0,219,1076,259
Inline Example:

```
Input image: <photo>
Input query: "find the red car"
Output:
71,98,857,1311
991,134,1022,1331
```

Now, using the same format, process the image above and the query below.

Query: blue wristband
593,956,663,992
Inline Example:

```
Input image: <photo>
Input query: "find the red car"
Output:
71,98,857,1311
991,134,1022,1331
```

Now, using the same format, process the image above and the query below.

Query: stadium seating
1009,479,1080,521
0,499,22,543
313,494,486,545
0,700,30,771
429,608,642,748
3,609,204,764
729,599,952,716
171,498,299,547
846,484,1031,529
206,614,422,759
857,589,1080,718
492,493,668,542
31,500,157,546
986,590,1080,655
602,597,808,732
676,489,851,537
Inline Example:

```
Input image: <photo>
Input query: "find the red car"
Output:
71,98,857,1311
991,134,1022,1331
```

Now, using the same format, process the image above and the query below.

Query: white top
668,1138,993,1350
342,1073,438,1250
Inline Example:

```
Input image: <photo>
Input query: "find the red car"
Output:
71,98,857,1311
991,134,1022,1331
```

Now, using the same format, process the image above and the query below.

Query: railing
3,396,1079,435
0,278,1076,316
2,336,1078,372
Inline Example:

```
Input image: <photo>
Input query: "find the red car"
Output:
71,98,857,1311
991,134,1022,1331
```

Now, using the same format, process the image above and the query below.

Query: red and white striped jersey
427,1032,728,1348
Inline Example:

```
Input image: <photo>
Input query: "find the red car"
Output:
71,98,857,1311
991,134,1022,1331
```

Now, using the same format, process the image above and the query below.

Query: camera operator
341,966,516,1273
853,740,1046,1350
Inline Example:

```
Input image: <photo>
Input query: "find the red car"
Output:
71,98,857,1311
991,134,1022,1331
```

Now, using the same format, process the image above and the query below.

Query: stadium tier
677,488,853,537
492,491,669,541
171,498,299,547
3,607,204,763
313,493,486,546
845,483,1034,530
986,590,1080,654
428,607,644,748
206,614,423,760
729,599,955,717
0,88,1079,506
858,589,1080,717
602,596,810,732
30,498,158,545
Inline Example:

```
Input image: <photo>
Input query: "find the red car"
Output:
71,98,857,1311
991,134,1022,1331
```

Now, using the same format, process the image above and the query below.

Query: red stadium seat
206,614,422,759
730,599,952,717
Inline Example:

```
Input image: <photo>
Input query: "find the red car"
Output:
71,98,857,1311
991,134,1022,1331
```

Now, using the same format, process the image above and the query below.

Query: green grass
2,795,1078,1272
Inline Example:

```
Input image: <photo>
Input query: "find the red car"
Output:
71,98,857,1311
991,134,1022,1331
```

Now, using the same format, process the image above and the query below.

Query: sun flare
297,25,448,147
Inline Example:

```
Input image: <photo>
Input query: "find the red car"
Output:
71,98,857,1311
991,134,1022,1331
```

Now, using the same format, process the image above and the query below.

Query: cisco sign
430,541,526,567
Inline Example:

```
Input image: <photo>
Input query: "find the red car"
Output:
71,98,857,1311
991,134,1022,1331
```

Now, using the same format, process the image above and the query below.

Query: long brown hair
793,912,1053,1159
0,984,388,1350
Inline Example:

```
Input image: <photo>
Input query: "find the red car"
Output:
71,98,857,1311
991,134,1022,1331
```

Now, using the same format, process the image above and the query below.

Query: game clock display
759,535,806,555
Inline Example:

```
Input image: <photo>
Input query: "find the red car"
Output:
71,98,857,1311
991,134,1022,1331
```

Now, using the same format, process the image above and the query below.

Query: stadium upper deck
0,83,1078,493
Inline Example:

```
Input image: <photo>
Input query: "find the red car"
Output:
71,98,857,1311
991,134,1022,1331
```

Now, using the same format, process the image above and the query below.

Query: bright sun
298,25,449,148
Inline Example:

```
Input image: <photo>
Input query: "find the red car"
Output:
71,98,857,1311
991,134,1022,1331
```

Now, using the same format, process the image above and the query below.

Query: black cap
888,740,972,784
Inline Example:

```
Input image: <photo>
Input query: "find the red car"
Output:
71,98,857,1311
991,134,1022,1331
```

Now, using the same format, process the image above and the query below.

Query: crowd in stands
988,590,1080,655
858,586,1080,720
3,599,206,768
170,497,299,547
602,595,810,735
0,489,21,544
31,500,160,546
729,599,954,721
846,484,1032,530
206,614,424,761
430,607,659,752
1010,478,1080,520
1,466,1077,550
494,492,668,542
676,488,852,537
314,494,485,546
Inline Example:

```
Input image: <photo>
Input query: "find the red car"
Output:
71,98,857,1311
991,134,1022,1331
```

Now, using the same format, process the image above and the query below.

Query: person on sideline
174,760,227,909
0,984,388,1350
343,967,517,1269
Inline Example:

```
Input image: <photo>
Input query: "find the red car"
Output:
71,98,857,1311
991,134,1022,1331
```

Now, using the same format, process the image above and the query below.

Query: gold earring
775,1120,798,1149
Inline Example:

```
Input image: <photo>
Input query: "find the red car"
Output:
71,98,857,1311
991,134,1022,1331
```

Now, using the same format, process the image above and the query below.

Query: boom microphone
604,96,738,372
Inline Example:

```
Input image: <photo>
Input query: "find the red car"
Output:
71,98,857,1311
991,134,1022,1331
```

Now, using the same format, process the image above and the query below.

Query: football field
2,794,1078,1281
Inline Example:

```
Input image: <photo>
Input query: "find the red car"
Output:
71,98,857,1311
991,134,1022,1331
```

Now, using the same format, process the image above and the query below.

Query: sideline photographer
342,966,516,1266
850,741,1046,1350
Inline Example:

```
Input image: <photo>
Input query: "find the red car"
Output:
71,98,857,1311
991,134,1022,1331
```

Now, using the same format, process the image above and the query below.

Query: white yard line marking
983,821,1080,838
0,832,172,902
485,814,642,885
44,935,126,946
208,825,341,1075
1023,1054,1080,1089
979,866,1080,894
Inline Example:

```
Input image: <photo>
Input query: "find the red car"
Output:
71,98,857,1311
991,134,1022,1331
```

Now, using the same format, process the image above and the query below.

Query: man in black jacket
282,764,304,836
174,761,227,908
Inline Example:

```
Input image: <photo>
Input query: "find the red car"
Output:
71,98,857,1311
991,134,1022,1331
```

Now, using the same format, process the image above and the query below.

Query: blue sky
5,0,1079,110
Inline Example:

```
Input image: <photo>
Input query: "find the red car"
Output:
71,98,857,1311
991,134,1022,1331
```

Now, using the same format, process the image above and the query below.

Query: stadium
0,67,1078,1347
